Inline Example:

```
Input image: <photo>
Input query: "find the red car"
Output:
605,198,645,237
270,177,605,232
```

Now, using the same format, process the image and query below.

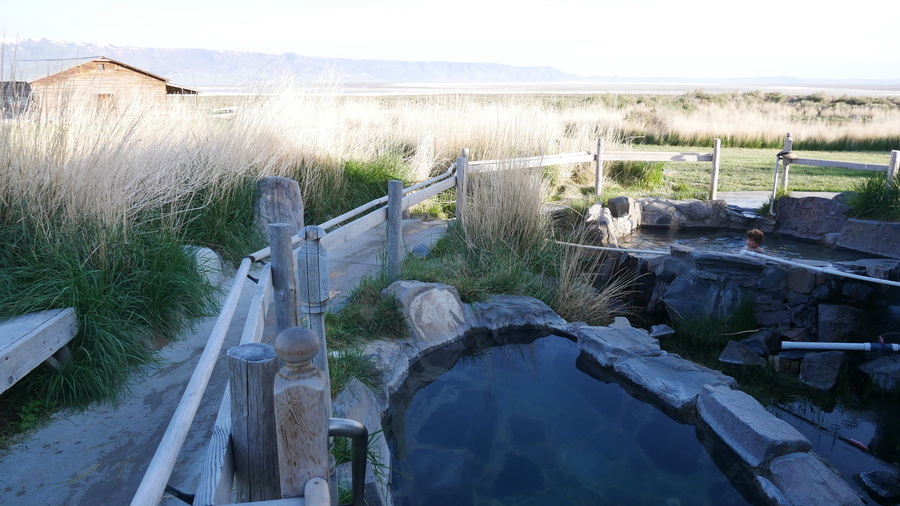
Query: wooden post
781,133,793,192
296,225,330,385
273,327,330,498
455,148,468,221
227,343,281,502
709,138,721,200
595,137,605,196
888,150,899,188
386,179,404,283
255,176,304,238
269,223,298,334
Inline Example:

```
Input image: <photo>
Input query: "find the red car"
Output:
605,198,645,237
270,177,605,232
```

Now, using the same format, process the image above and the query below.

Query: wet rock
857,470,900,502
577,325,662,368
799,351,846,390
766,452,864,505
697,385,811,468
858,355,900,393
835,219,900,259
817,304,868,342
718,340,766,366
614,353,738,413
775,196,849,241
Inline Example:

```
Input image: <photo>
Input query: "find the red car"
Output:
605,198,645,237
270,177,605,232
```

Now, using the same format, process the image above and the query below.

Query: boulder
857,470,900,503
766,452,864,505
382,281,468,350
613,353,738,413
184,245,228,286
817,304,868,342
835,219,900,259
799,351,846,390
576,325,662,368
718,340,766,367
584,204,619,246
858,355,900,393
662,276,748,322
775,196,849,241
638,197,729,230
740,329,781,356
697,385,811,468
468,295,566,332
649,324,676,340
785,268,817,294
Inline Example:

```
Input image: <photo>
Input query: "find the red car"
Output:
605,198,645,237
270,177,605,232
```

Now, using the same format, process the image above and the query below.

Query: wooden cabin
2,56,196,114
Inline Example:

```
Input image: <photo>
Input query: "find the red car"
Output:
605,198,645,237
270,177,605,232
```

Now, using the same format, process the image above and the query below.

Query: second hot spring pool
385,332,753,505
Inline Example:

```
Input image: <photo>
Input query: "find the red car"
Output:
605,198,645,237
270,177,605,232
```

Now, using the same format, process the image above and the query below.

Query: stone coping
333,281,864,505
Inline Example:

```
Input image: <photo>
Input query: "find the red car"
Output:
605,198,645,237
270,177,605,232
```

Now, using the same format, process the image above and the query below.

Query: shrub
607,161,665,189
847,175,900,221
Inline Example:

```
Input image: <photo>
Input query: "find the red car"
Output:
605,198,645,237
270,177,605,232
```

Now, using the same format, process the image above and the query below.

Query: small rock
857,470,900,502
410,243,430,258
719,340,766,367
799,351,846,390
858,355,900,393
649,324,676,339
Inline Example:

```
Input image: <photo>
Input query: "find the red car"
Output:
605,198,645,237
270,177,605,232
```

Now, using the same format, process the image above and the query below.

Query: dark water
386,334,751,506
618,227,877,264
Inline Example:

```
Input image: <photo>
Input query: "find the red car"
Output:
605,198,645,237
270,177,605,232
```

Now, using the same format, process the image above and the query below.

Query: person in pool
745,228,765,252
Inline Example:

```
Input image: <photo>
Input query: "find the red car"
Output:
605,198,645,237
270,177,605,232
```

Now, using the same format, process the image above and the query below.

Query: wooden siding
29,58,168,106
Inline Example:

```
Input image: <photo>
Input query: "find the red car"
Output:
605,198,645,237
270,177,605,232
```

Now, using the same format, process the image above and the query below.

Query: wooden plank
600,151,714,162
269,224,298,334
387,180,403,283
790,158,888,172
469,151,593,172
131,258,253,506
193,388,236,506
241,264,273,345
0,307,78,395
319,207,387,250
231,498,306,506
403,177,456,208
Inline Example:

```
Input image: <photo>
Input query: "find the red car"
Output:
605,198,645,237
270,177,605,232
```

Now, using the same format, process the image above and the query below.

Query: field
1,85,898,433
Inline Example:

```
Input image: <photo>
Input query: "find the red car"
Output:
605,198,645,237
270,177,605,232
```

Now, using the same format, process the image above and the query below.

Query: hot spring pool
617,227,877,264
385,333,752,505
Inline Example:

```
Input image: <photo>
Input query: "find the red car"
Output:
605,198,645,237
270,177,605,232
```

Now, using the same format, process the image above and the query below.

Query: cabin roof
7,56,197,93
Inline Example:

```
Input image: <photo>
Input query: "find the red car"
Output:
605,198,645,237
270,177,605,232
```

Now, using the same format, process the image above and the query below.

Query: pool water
386,334,751,506
617,227,877,264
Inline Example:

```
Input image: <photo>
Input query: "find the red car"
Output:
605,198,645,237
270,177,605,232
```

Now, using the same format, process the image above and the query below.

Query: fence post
456,148,468,221
297,225,330,388
387,179,404,283
273,327,330,498
888,150,899,188
227,343,281,502
709,138,721,201
781,132,793,191
255,176,303,239
595,137,605,196
269,223,298,334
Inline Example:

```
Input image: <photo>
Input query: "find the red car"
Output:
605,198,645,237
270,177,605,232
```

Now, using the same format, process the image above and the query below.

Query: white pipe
740,250,900,288
555,240,668,256
782,341,900,352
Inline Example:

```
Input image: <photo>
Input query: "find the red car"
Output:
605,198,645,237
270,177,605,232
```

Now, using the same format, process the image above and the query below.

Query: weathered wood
386,180,404,283
241,264,273,345
228,343,281,502
303,477,331,505
403,176,456,208
319,207,387,250
781,133,794,191
256,176,304,237
231,498,306,506
889,150,899,188
469,151,594,172
194,387,236,506
709,138,721,200
0,307,78,395
456,149,469,221
274,328,330,498
790,158,889,172
595,137,605,196
269,223,298,334
297,226,330,383
131,258,253,506
598,151,714,162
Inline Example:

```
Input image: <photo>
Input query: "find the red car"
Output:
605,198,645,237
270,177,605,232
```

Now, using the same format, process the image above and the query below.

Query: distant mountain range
4,38,900,94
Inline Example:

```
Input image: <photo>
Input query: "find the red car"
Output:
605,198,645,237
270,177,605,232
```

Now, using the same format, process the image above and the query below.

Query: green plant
847,175,900,221
328,348,379,398
759,188,793,215
607,161,665,189
325,273,406,349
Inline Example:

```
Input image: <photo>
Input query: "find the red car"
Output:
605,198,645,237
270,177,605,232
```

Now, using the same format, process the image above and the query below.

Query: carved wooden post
781,132,793,191
387,179,404,283
888,150,899,188
709,138,721,200
595,137,605,196
255,176,303,238
269,223,298,334
297,225,330,385
227,343,280,502
455,148,468,221
273,327,329,498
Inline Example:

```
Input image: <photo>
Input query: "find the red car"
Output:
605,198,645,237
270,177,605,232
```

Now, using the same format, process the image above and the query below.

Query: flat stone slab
468,295,566,332
766,452,864,505
613,353,737,412
576,325,662,368
697,385,811,468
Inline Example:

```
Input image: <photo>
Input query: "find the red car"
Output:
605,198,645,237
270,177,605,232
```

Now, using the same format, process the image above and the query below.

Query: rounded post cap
275,327,320,370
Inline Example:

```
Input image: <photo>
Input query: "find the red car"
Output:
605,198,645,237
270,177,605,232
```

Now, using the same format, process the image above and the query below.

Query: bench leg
44,345,73,371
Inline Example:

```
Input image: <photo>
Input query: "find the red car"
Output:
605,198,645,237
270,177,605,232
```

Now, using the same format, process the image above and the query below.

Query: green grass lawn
629,145,893,193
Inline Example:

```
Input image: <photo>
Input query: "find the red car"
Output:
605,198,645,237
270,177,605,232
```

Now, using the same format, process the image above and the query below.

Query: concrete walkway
0,219,447,506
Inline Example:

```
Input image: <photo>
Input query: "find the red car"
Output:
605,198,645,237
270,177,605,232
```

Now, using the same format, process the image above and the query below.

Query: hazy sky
4,0,898,80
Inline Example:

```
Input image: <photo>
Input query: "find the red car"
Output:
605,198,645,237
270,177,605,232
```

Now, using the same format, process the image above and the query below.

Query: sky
4,0,899,80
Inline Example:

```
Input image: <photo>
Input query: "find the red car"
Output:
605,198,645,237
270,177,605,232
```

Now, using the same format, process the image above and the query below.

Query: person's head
746,228,764,250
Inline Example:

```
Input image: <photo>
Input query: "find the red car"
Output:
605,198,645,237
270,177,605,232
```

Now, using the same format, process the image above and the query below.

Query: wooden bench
1,308,78,395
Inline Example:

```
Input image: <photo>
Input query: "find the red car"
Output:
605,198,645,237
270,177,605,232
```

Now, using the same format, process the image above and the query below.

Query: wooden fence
772,132,900,200
130,138,738,505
